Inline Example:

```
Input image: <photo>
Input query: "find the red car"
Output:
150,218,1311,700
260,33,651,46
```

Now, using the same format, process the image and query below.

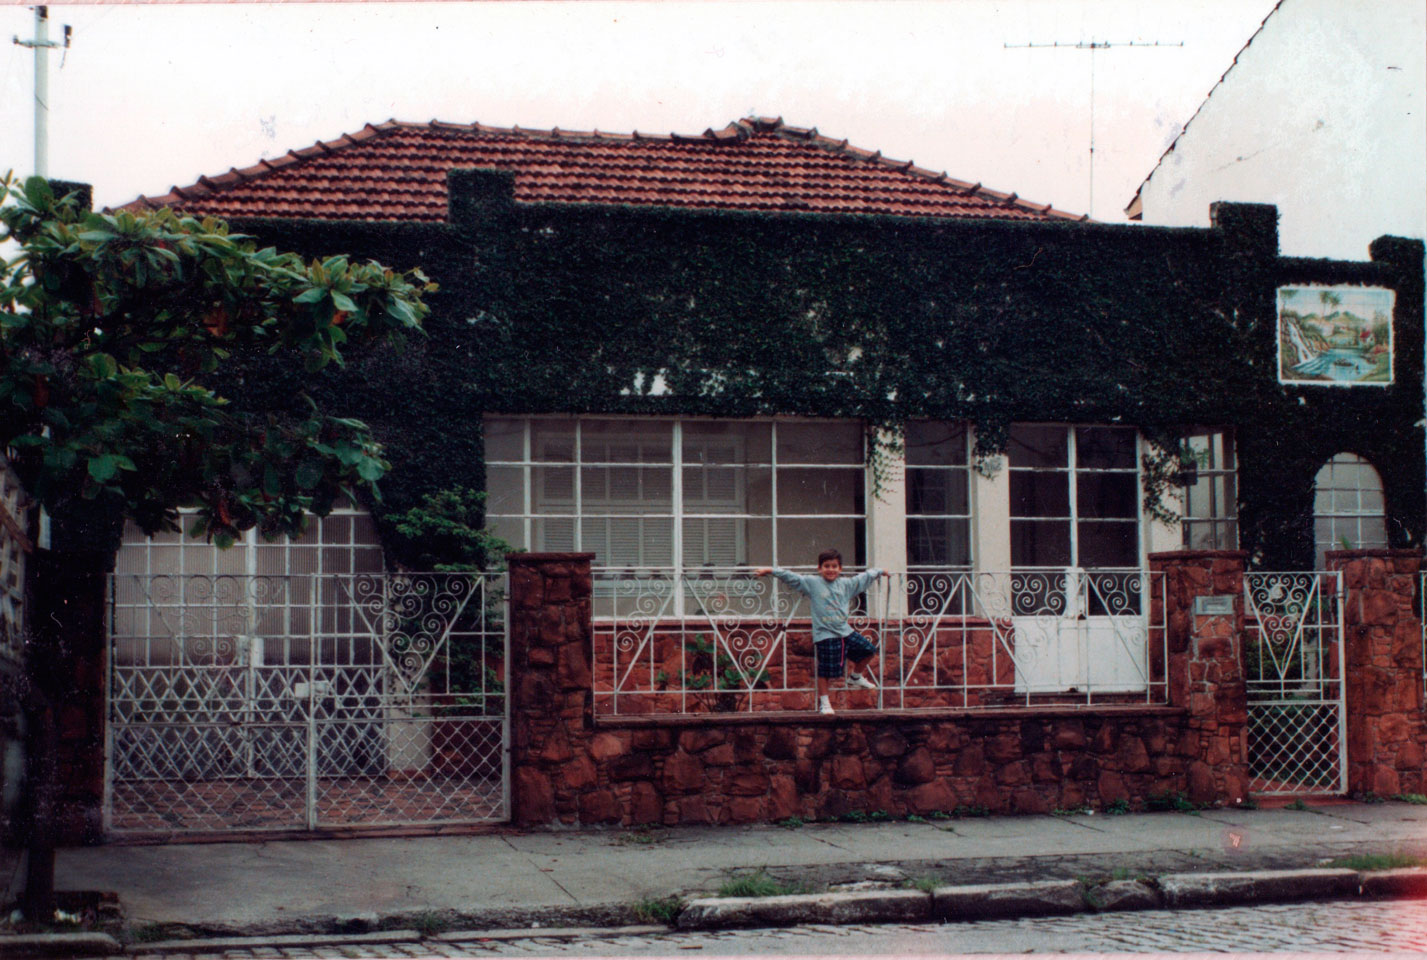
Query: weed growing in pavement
901,874,943,893
717,870,816,898
927,810,952,820
868,810,892,822
1235,797,1259,810
838,810,871,823
1393,793,1427,805
409,912,449,937
1053,806,1092,816
1145,791,1200,814
125,924,169,945
1104,798,1131,815
1286,798,1309,811
1327,852,1427,871
1359,791,1385,803
905,814,927,823
615,827,665,845
953,804,990,818
776,816,806,829
632,895,685,924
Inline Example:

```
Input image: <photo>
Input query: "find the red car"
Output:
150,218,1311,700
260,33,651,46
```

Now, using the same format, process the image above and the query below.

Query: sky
0,0,1291,225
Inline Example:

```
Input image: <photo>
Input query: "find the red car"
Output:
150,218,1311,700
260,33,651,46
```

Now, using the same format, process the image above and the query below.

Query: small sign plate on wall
1193,595,1235,616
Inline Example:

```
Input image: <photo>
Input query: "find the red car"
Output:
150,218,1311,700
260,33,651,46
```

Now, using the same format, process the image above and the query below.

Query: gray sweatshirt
770,567,883,642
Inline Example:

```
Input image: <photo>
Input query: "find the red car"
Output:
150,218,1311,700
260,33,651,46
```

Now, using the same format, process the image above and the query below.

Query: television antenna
1005,39,1182,219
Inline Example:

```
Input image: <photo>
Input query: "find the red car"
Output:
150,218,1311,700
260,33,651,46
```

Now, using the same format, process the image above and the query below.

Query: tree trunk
17,681,57,920
18,547,112,919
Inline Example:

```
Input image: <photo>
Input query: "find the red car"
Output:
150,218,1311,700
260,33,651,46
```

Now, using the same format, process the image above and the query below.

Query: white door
1008,426,1146,693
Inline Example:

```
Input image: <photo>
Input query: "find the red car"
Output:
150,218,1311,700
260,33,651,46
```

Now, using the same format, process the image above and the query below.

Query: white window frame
1007,424,1144,573
483,416,868,574
1180,429,1240,551
904,420,974,571
1313,452,1388,566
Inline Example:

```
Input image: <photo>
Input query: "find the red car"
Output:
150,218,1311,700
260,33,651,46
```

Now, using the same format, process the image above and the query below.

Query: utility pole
1005,39,1181,219
12,5,72,178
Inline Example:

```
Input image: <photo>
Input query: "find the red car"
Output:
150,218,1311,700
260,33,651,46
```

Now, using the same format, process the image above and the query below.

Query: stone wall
507,552,1263,828
1153,551,1251,806
1328,549,1426,796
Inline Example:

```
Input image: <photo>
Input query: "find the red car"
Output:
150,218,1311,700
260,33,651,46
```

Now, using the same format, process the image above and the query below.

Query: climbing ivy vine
225,195,1423,570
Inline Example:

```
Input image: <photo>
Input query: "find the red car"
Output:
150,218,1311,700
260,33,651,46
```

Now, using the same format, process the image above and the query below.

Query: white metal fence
1243,571,1347,796
106,572,508,834
592,568,1166,715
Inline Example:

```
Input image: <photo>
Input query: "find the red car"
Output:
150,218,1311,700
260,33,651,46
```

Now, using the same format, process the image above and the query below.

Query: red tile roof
122,117,1086,224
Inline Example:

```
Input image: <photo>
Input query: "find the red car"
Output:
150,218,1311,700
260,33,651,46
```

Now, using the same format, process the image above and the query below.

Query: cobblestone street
132,898,1427,958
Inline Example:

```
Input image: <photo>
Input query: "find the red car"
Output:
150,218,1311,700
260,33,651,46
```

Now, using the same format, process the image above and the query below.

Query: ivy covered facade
185,170,1423,580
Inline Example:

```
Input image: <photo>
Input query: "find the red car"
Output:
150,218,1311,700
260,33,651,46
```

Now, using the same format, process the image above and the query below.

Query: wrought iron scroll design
595,567,1164,715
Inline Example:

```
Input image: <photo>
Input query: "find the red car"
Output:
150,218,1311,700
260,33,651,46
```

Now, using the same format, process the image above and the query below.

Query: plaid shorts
814,632,878,679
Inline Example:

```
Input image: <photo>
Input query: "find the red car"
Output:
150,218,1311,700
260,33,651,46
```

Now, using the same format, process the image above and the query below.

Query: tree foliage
0,175,434,546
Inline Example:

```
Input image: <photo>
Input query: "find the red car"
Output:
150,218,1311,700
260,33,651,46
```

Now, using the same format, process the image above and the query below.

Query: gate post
506,552,595,827
1326,549,1425,797
1151,550,1251,806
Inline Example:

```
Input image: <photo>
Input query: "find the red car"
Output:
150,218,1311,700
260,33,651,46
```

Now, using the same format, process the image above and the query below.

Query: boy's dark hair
817,548,843,567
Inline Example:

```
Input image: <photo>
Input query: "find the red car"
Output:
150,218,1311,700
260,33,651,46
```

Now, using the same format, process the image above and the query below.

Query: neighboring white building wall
1130,0,1425,260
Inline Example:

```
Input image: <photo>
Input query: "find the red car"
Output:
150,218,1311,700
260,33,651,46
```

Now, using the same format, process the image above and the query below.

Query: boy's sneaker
818,696,835,715
846,672,877,690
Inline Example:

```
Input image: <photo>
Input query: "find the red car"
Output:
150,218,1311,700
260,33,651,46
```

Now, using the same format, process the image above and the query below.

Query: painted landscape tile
1277,285,1394,386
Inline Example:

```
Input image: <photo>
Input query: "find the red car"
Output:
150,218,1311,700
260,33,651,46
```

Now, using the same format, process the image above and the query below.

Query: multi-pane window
112,505,386,671
115,506,384,579
904,421,972,569
1180,430,1239,550
1009,425,1140,570
483,417,866,571
1313,452,1387,566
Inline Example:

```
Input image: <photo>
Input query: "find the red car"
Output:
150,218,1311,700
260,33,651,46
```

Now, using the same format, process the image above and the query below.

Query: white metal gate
105,572,509,834
1243,571,1347,796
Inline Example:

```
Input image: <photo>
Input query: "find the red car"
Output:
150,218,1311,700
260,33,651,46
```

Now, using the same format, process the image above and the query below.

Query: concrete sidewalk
18,799,1427,940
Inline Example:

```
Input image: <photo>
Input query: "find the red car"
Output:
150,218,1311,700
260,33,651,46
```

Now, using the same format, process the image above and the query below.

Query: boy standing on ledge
755,549,886,715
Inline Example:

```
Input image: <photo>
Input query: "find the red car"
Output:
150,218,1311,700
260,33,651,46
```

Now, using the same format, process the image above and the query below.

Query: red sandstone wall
1329,550,1426,796
510,553,1199,828
1152,551,1251,806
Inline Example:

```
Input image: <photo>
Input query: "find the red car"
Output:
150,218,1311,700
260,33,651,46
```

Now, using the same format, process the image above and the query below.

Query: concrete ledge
127,930,420,953
678,889,930,930
0,932,122,957
436,925,669,942
1360,868,1427,899
1088,879,1161,912
1159,869,1359,908
933,880,1085,920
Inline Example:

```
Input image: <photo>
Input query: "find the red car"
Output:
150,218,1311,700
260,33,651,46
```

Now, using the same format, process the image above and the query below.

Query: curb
681,867,1426,934
0,932,122,957
1158,869,1360,908
678,889,928,930
7,866,1426,953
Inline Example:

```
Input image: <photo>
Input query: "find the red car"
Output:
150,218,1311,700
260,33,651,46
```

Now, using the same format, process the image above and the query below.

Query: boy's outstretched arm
757,566,815,594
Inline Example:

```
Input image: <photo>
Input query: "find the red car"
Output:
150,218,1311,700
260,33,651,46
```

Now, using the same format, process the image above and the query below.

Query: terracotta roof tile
121,117,1087,224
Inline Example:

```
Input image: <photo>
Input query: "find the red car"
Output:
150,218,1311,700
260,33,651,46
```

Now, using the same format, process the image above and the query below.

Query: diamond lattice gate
105,572,508,835
1242,571,1347,796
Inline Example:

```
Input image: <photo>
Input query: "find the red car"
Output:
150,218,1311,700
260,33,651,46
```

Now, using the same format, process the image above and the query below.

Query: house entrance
1009,568,1152,693
1242,571,1347,795
105,571,508,835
